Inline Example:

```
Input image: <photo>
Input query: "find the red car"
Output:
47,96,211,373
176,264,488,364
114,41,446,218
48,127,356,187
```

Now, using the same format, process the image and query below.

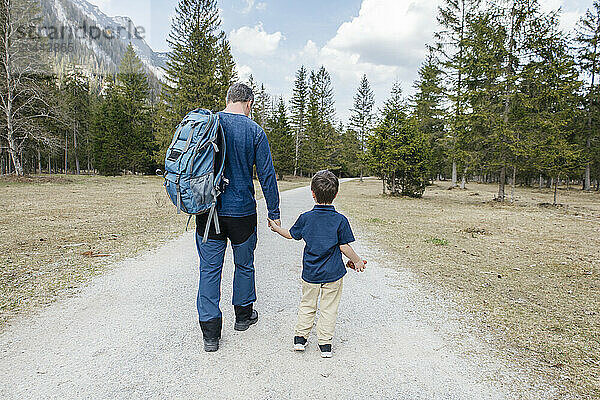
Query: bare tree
0,0,55,175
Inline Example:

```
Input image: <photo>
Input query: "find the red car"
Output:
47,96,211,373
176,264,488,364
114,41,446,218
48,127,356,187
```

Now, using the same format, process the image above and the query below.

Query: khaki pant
294,277,343,345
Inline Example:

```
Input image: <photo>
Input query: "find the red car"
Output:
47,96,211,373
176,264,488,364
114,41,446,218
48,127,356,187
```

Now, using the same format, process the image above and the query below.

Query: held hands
267,218,281,232
346,259,367,272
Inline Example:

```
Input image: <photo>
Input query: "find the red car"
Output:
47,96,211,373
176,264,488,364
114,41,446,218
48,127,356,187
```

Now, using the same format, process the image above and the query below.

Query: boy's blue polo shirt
289,204,355,284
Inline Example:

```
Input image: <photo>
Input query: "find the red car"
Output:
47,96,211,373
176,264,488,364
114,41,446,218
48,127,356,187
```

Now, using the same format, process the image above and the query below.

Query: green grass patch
426,237,449,246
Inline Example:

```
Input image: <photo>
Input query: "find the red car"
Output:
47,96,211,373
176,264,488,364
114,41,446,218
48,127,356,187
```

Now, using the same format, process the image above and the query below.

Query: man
195,83,281,352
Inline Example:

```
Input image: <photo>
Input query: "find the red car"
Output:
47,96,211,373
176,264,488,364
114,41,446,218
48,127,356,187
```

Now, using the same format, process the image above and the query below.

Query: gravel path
0,182,550,399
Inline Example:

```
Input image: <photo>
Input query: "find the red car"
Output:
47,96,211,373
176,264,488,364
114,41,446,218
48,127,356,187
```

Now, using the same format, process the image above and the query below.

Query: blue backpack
164,109,228,242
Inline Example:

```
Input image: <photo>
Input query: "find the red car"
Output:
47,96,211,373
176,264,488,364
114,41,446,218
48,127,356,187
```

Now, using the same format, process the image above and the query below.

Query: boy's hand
346,259,367,272
267,219,293,239
267,218,279,232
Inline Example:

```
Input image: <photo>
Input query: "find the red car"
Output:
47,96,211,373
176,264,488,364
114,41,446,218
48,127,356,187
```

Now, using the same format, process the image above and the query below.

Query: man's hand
267,218,293,239
267,218,282,232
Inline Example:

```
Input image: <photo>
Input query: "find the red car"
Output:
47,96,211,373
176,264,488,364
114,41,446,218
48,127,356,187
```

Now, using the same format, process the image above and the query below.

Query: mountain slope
40,0,167,82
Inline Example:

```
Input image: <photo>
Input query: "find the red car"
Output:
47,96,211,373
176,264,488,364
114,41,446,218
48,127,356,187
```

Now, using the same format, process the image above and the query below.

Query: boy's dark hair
311,170,339,204
226,83,254,104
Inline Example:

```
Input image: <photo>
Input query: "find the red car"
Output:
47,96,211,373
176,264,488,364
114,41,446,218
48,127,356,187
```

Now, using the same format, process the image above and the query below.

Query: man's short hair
226,83,254,104
311,170,339,204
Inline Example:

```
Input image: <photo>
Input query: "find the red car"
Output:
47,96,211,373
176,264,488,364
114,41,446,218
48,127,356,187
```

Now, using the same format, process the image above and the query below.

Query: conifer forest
1,0,600,202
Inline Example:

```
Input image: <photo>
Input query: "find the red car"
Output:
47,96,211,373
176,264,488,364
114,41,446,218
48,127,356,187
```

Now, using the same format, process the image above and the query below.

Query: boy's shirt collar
313,204,335,211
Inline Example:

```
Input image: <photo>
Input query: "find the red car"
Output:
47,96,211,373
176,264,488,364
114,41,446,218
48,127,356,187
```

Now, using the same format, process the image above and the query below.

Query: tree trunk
6,134,23,175
37,147,42,174
510,166,516,203
360,166,363,183
382,175,386,195
293,126,300,176
460,165,467,189
539,174,543,189
497,166,506,201
584,55,595,190
2,13,23,176
451,161,457,187
48,153,51,174
73,124,80,175
64,130,68,175
553,175,559,206
584,137,591,191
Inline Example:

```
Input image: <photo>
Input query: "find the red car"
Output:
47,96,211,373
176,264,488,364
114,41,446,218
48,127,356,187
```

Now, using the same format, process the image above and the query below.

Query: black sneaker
293,336,307,351
319,344,332,358
234,309,259,331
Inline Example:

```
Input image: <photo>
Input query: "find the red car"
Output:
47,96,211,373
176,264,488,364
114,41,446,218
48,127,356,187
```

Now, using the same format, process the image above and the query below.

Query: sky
89,0,594,123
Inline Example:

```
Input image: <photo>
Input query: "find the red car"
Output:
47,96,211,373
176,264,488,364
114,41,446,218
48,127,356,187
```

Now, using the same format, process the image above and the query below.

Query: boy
267,170,366,358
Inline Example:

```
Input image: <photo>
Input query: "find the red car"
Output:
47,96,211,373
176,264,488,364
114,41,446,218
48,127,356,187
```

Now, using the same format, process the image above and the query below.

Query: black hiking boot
200,317,222,352
234,304,259,331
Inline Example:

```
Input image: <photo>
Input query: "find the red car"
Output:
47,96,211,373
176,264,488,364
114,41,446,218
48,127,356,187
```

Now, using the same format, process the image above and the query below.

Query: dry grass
337,178,600,399
0,174,308,330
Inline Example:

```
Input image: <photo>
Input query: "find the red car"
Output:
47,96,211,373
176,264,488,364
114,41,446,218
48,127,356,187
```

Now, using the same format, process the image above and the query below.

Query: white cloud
237,64,253,81
292,0,441,120
301,40,319,59
540,0,584,33
327,0,439,68
232,0,586,123
229,23,284,57
242,0,255,14
241,0,267,14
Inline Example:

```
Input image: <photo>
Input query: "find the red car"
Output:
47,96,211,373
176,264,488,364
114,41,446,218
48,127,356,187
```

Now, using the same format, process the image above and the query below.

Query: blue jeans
195,229,258,321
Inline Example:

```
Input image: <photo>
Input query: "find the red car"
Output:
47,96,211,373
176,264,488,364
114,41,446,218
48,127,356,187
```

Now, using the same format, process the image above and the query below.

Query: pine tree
338,125,362,178
266,98,294,178
119,44,156,173
93,45,156,175
253,83,271,127
491,0,545,201
433,0,481,187
576,1,600,191
312,66,336,124
368,82,430,197
520,12,584,204
92,78,126,175
290,66,308,176
216,37,238,107
412,52,446,182
61,68,91,175
247,74,258,95
303,67,337,174
162,0,225,114
349,74,375,182
157,0,234,158
461,9,507,191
